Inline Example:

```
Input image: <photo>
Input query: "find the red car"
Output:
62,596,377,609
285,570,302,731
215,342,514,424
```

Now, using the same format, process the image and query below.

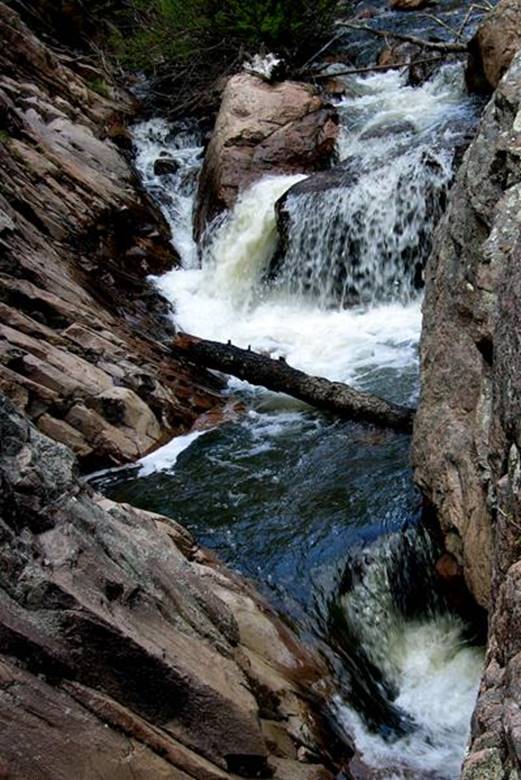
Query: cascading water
95,61,484,779
132,119,203,267
272,65,473,306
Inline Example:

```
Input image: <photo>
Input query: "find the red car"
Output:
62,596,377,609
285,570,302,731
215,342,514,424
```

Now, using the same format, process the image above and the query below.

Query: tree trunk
172,333,415,432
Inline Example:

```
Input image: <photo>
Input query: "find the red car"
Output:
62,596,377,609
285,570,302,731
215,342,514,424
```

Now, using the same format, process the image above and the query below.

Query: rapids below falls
93,35,488,779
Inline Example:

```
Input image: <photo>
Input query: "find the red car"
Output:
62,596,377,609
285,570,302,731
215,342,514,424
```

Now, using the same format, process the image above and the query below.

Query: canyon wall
0,2,223,471
0,7,348,779
413,2,521,773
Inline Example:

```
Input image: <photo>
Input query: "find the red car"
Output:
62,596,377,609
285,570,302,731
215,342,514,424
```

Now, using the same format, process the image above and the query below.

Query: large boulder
0,392,343,778
0,3,223,470
466,0,521,93
194,73,338,236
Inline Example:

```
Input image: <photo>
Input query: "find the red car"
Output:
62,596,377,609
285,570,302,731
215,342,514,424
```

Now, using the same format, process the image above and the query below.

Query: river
93,55,485,779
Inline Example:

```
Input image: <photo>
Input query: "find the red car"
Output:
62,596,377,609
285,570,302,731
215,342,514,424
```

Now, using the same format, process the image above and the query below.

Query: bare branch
309,56,446,79
337,21,468,52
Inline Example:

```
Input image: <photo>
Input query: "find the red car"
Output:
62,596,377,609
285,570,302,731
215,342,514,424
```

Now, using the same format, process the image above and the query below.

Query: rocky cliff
412,2,521,774
0,2,223,471
0,393,343,779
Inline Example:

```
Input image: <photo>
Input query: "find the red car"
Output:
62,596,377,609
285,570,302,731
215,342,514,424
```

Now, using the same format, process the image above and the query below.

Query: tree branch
337,21,468,52
309,56,445,79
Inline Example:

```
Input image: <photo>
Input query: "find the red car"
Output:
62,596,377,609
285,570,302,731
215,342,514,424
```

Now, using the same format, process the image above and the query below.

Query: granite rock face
194,73,338,236
0,2,222,470
412,41,521,778
412,49,521,610
0,393,341,779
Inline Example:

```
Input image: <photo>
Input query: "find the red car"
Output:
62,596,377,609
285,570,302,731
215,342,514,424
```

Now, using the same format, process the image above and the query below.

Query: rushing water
95,63,485,778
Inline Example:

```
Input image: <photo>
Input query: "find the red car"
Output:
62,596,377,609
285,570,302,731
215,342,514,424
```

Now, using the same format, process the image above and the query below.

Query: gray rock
0,393,340,778
413,40,521,780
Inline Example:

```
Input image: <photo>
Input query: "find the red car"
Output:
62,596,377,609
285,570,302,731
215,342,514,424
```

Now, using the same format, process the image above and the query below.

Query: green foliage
110,0,340,72
88,78,111,98
0,130,10,143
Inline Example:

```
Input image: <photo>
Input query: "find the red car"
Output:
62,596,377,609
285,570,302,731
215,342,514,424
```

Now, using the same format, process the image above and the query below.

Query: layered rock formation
412,16,521,776
0,393,343,779
194,73,338,236
0,2,223,470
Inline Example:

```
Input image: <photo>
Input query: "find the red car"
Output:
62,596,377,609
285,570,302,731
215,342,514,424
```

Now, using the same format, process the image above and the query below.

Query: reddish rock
435,552,461,582
0,2,223,469
194,73,338,236
0,394,343,778
466,0,521,93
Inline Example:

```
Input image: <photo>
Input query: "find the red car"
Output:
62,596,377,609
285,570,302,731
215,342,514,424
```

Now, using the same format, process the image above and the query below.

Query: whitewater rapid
128,63,483,779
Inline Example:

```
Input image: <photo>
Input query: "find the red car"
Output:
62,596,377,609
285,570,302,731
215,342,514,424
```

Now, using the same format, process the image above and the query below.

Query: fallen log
172,334,415,432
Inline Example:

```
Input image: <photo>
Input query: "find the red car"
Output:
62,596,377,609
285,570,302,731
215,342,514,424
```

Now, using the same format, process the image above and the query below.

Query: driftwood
338,21,468,52
172,333,415,432
310,56,444,79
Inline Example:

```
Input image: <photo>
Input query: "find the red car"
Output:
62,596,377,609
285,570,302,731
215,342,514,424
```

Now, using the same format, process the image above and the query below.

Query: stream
94,47,486,779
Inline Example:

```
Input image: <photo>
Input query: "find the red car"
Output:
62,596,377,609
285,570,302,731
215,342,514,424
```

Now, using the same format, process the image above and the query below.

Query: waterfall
272,64,476,306
273,147,452,306
132,118,203,268
201,174,307,308
328,527,483,778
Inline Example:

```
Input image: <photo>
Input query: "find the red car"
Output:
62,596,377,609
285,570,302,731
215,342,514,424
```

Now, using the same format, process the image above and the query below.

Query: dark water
94,405,418,632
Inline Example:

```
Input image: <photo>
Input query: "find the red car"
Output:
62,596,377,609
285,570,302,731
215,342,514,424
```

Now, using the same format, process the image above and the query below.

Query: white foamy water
137,429,206,476
156,174,422,389
275,64,476,305
132,118,203,268
132,64,482,778
334,615,483,779
335,529,484,779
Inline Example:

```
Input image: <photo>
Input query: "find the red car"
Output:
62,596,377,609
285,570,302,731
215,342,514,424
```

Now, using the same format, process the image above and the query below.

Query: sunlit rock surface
0,2,223,470
0,393,341,779
194,73,338,236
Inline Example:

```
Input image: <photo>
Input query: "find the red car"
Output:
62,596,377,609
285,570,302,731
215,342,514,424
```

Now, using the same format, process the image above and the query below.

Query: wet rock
412,51,521,610
323,78,348,98
0,393,343,778
413,46,521,780
377,43,437,86
461,748,503,779
359,118,416,140
0,2,224,469
271,166,354,282
466,0,521,94
154,157,180,176
194,73,338,236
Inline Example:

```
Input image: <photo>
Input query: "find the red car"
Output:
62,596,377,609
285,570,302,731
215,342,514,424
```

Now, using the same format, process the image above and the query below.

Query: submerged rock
194,73,339,236
0,393,343,778
153,157,180,175
0,2,223,470
377,43,438,86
